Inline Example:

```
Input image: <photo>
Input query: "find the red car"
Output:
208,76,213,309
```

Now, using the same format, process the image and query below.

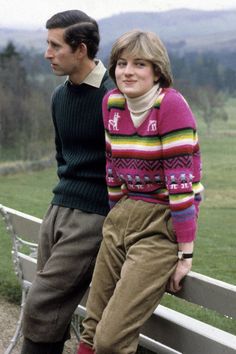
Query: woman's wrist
178,241,194,253
177,241,194,261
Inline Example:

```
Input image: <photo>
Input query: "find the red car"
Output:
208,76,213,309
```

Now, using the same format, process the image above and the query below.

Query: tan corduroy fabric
81,197,178,354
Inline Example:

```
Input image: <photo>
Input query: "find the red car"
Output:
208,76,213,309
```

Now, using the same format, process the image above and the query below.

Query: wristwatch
178,251,193,260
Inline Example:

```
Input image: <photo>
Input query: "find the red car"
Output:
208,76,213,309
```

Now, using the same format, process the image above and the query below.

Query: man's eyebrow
47,39,60,45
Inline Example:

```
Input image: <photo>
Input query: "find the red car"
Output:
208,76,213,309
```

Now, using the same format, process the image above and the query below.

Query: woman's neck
125,84,160,128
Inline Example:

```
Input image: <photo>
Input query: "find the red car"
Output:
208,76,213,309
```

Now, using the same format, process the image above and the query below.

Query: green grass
0,167,56,217
0,168,57,303
0,100,236,338
195,113,236,285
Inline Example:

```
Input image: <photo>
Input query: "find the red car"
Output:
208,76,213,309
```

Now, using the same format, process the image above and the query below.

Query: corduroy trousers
22,205,105,343
81,197,178,354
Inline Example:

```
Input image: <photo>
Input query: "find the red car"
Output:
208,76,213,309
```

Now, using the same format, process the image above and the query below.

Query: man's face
45,28,79,77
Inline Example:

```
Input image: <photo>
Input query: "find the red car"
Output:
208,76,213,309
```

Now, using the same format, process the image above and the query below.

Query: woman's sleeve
102,93,123,209
159,91,203,243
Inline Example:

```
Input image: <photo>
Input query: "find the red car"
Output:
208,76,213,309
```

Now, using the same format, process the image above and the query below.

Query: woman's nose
124,63,134,75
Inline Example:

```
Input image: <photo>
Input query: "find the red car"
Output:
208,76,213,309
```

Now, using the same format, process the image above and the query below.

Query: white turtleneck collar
124,84,160,128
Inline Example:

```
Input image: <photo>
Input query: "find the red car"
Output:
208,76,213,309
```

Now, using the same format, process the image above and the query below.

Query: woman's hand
167,258,192,293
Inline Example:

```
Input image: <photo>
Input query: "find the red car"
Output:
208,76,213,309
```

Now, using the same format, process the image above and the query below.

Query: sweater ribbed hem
51,196,109,216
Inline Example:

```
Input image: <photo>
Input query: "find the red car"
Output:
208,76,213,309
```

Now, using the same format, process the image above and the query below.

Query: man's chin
52,69,65,76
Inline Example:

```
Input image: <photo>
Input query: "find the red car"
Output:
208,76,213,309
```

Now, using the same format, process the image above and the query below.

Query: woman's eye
136,62,146,67
117,61,126,67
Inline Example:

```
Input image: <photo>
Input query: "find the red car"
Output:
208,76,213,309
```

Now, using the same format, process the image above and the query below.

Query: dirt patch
0,297,78,354
0,297,21,354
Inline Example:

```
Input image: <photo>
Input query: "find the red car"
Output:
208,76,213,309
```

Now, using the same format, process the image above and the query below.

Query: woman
77,30,204,354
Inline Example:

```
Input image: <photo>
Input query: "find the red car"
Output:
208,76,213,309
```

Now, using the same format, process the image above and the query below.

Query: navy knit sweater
51,71,114,216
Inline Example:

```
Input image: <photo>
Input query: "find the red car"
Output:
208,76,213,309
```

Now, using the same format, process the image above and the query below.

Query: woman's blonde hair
109,30,173,88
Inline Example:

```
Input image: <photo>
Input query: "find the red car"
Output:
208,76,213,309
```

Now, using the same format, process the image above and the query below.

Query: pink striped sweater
102,88,204,242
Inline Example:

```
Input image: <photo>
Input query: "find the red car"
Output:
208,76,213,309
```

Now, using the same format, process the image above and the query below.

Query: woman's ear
154,76,160,83
153,66,160,83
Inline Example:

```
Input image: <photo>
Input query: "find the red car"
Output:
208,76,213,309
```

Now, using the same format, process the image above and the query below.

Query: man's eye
52,43,60,49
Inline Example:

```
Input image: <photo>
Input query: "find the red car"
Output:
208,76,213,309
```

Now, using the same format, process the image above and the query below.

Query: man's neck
69,59,96,85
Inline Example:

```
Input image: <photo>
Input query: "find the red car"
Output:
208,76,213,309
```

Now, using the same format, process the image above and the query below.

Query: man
21,10,114,354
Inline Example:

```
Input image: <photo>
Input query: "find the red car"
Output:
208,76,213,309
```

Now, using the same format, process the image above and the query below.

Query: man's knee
24,279,52,315
22,279,60,341
23,283,40,317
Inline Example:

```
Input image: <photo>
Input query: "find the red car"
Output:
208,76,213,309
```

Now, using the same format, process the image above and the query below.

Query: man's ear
76,42,88,58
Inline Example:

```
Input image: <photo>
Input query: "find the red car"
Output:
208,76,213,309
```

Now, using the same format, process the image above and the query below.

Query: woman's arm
102,92,123,208
159,90,203,292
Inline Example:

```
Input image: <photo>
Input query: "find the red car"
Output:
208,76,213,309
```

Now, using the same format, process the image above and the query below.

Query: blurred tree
0,41,54,161
195,87,228,134
0,41,29,152
0,40,235,163
170,52,236,94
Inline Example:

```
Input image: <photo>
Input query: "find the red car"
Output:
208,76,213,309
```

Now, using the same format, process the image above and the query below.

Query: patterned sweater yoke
102,87,204,242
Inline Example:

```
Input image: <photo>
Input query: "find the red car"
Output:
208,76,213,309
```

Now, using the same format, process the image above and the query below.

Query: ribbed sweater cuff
174,220,197,243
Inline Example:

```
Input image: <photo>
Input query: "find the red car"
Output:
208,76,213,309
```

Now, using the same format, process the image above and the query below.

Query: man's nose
44,47,53,59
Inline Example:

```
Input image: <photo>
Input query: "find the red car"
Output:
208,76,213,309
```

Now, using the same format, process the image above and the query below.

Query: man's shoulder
52,82,66,96
101,71,115,92
51,82,70,103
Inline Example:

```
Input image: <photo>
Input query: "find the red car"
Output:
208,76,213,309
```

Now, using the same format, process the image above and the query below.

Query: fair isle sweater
103,88,204,242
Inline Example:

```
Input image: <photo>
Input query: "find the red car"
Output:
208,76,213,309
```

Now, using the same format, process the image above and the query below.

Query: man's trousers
22,205,105,343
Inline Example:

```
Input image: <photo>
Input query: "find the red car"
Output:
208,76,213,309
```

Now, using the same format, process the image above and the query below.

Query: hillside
99,9,236,52
1,9,236,62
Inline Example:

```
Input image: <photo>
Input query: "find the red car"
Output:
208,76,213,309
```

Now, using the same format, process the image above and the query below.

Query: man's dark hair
46,10,100,59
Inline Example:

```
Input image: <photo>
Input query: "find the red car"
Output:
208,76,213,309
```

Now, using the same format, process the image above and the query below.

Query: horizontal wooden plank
1,204,236,354
2,204,235,317
141,305,236,354
175,271,236,318
18,252,37,283
76,298,236,354
76,302,182,354
0,205,41,243
1,205,236,310
139,334,182,354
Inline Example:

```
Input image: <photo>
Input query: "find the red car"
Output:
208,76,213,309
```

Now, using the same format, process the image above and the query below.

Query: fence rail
1,204,236,354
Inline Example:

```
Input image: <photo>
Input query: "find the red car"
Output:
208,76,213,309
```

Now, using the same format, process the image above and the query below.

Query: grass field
0,100,236,336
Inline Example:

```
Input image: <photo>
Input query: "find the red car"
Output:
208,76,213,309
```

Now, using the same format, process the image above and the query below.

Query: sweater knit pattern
103,88,204,242
51,72,114,216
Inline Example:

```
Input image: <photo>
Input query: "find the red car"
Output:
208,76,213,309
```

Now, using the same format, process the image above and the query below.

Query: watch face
178,251,183,260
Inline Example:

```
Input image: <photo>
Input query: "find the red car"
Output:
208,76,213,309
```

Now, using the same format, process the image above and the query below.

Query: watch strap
178,251,193,260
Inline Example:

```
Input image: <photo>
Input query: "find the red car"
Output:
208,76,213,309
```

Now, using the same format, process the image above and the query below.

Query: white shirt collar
82,59,106,88
67,59,106,88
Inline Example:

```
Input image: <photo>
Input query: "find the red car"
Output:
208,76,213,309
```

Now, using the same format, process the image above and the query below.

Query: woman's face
115,51,158,98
